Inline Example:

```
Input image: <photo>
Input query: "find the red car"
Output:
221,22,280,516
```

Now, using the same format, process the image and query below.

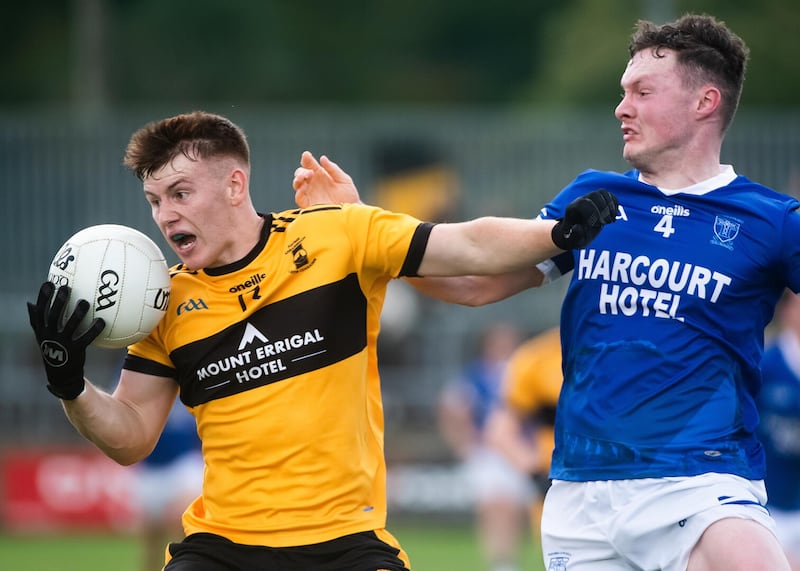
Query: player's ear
697,85,722,119
228,167,248,205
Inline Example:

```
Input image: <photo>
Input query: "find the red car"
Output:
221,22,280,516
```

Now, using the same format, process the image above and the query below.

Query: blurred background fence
2,107,799,467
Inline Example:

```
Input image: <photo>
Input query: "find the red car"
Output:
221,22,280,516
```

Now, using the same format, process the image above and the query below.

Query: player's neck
638,152,724,190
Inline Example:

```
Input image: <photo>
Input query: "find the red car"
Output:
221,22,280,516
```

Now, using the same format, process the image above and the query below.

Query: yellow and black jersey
124,203,432,548
503,327,563,476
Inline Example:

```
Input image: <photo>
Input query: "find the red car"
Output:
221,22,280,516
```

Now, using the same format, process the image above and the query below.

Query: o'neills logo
650,204,690,216
229,273,266,293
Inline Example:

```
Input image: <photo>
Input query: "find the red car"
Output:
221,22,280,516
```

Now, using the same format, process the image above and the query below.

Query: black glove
27,282,105,400
551,189,619,250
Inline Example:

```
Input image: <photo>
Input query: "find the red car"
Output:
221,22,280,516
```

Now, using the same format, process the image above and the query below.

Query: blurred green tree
522,0,800,109
0,0,797,109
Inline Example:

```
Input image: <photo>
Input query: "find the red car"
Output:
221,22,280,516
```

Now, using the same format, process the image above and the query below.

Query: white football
47,224,171,349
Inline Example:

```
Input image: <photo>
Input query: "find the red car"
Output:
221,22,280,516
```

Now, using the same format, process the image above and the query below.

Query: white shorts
771,506,800,563
541,473,777,571
461,446,533,505
135,451,204,521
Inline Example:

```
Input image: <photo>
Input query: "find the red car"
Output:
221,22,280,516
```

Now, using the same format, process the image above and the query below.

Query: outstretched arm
417,216,560,276
418,186,618,276
293,151,618,283
405,267,546,307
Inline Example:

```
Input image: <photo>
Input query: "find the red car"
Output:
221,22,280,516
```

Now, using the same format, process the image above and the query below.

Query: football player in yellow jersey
485,327,563,545
27,111,617,571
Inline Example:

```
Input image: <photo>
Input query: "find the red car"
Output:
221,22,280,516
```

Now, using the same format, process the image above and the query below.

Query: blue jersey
455,359,507,432
142,402,201,468
757,332,800,510
539,167,800,481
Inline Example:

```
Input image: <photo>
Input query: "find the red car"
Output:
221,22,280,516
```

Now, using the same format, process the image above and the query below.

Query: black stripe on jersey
173,272,368,407
398,222,435,277
270,207,340,232
123,353,177,378
296,205,343,214
170,264,201,278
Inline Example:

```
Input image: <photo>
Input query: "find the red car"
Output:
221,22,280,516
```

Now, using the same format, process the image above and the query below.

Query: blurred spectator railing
2,106,799,463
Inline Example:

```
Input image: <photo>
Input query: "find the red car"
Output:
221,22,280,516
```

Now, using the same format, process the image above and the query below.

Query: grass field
0,519,545,571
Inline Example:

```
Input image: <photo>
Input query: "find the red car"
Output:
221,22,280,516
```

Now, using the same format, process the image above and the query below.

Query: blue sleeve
782,206,800,293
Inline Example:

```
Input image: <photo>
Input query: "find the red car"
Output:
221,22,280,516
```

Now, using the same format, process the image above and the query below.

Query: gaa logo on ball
47,224,171,349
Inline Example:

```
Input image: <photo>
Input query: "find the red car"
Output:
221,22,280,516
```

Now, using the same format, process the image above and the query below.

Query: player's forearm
486,410,540,473
406,268,544,306
418,217,561,277
493,435,540,474
62,382,156,466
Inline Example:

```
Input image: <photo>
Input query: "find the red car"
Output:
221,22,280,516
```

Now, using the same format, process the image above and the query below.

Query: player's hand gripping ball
45,224,171,349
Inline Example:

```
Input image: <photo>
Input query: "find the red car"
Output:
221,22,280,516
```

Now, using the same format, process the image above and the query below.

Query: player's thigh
687,517,790,571
771,508,800,567
540,481,629,571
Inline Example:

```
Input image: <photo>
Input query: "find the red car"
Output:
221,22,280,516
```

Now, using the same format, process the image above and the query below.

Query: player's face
614,49,700,173
143,153,244,270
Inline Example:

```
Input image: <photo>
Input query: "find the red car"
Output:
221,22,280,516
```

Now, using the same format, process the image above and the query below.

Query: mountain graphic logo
238,322,269,350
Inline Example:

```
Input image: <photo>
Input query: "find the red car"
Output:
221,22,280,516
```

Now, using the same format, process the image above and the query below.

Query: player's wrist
551,219,586,250
551,189,618,250
45,373,86,400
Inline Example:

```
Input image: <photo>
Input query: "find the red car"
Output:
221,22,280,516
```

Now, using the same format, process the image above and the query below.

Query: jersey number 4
654,214,676,238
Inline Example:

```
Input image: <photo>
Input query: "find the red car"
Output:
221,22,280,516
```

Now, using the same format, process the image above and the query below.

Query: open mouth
171,232,197,252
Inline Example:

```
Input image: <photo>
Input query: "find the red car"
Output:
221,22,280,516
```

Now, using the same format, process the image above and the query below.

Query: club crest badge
547,552,571,571
285,237,316,272
711,216,741,250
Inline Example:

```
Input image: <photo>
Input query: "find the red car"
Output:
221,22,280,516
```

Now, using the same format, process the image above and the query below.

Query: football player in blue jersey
757,290,800,570
294,13,796,571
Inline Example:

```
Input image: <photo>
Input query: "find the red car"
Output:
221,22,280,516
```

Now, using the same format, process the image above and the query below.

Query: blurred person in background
757,289,800,570
485,326,562,546
135,401,203,571
438,322,532,571
27,111,616,570
294,13,796,570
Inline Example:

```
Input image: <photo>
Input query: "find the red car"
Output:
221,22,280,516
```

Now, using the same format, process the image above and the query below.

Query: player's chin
172,248,201,271
622,147,646,170
621,144,635,162
170,239,199,265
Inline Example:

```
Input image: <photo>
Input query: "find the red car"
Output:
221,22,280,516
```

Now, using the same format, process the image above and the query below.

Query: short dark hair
629,14,749,132
123,111,250,180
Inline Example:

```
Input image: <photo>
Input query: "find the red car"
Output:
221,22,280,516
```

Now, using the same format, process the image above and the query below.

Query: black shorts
164,530,410,571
